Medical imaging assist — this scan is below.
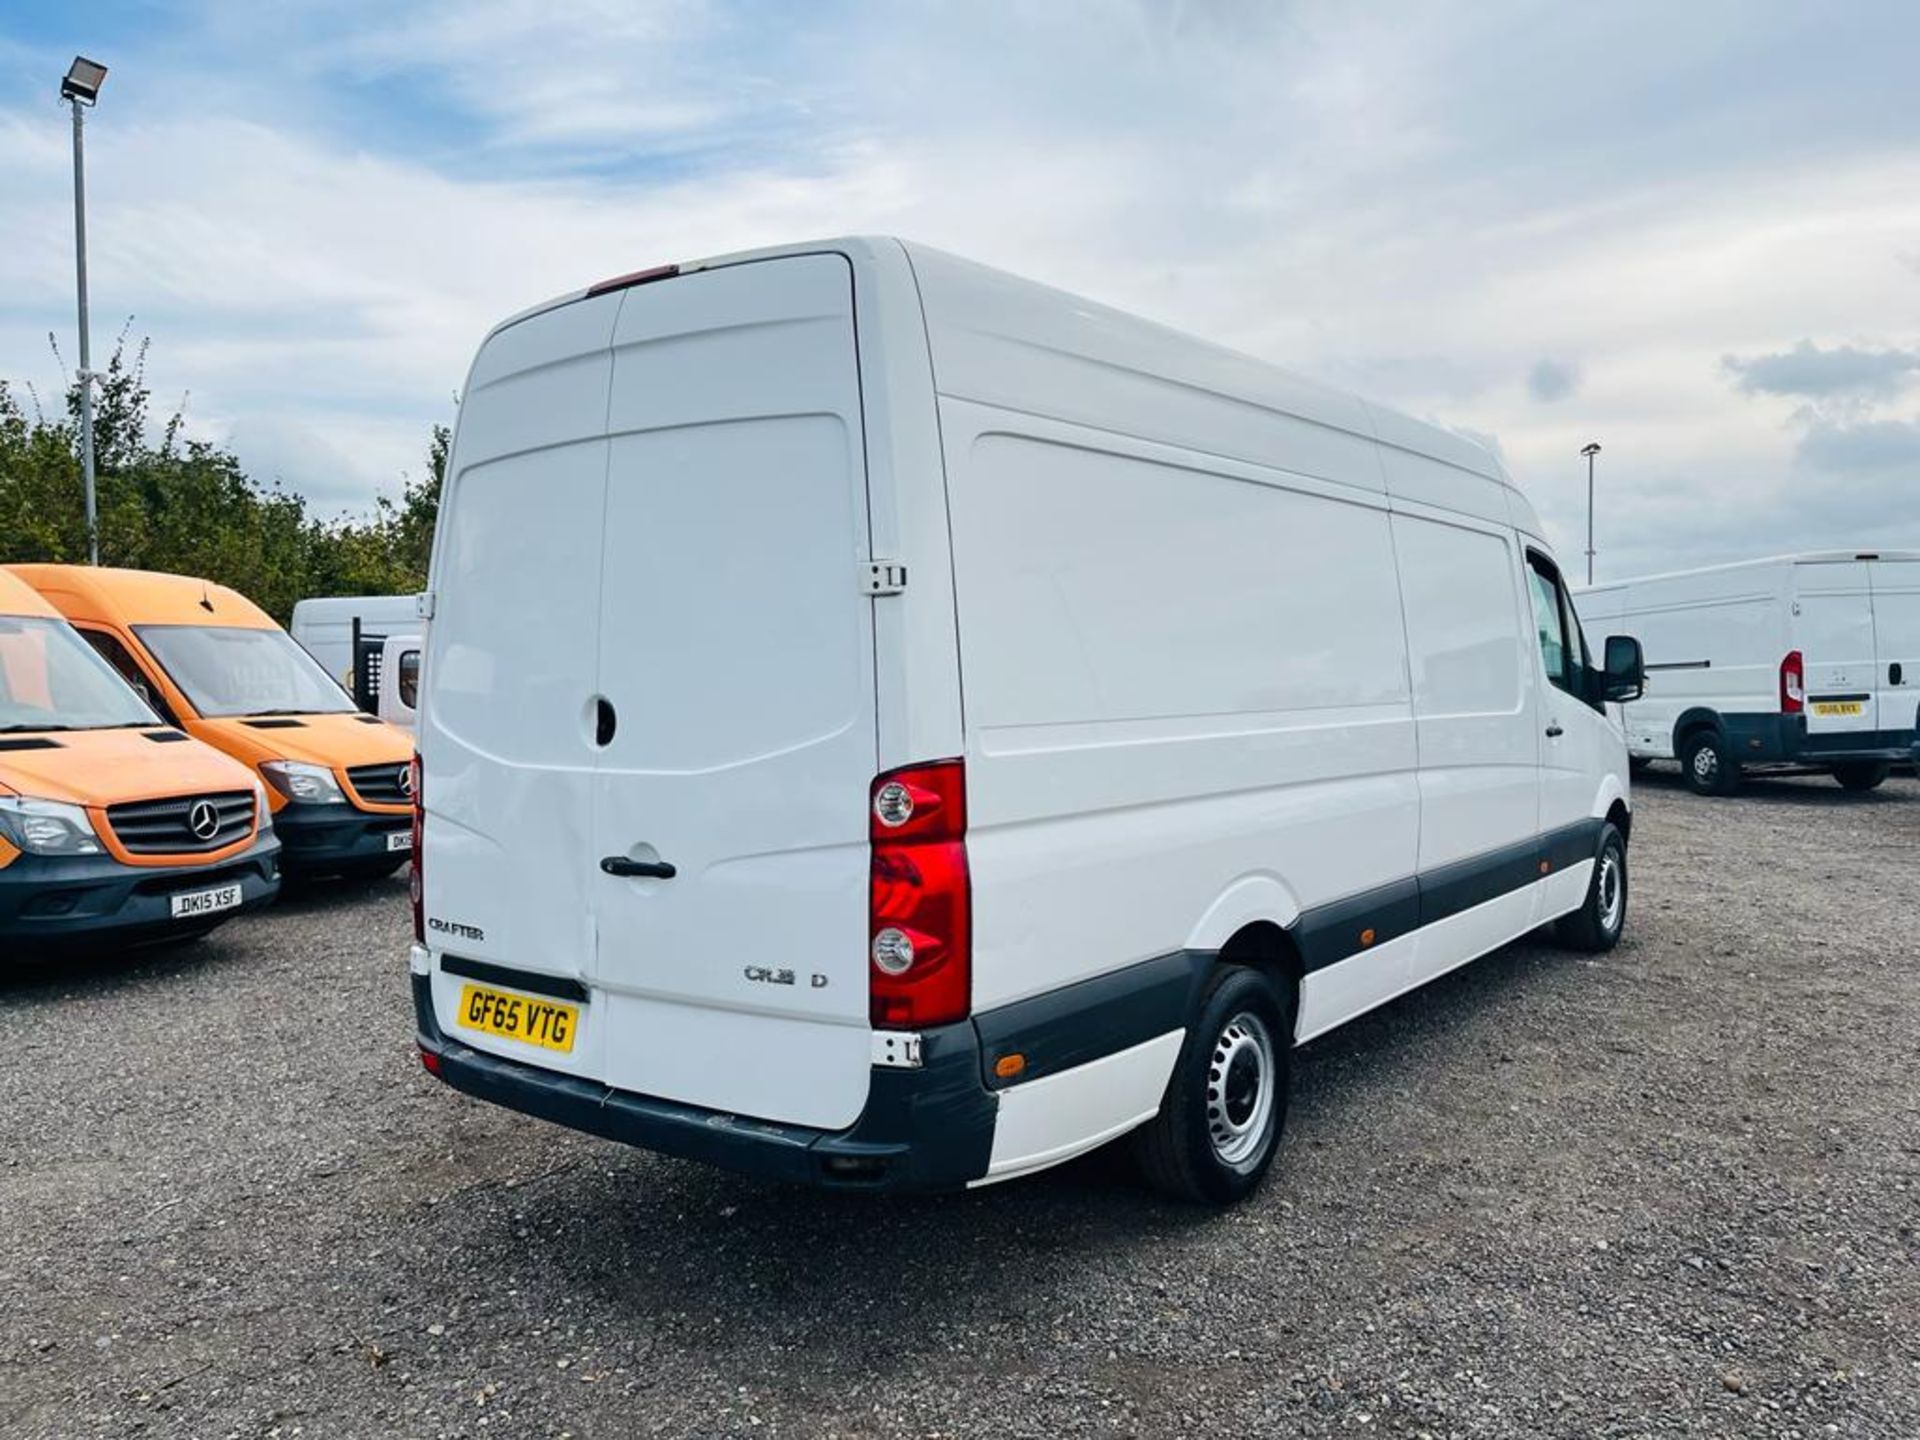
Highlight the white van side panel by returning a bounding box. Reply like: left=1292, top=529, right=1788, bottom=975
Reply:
left=1391, top=507, right=1537, bottom=871
left=981, top=1030, right=1185, bottom=1183
left=938, top=400, right=1419, bottom=1014
left=1588, top=565, right=1789, bottom=758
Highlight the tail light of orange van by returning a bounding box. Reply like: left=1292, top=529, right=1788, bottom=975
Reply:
left=868, top=759, right=970, bottom=1029
left=409, top=753, right=424, bottom=944
left=1780, top=650, right=1805, bottom=714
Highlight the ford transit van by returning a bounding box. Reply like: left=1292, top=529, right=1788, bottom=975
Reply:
left=10, top=567, right=416, bottom=880
left=1579, top=552, right=1919, bottom=793
left=0, top=569, right=279, bottom=953
left=409, top=239, right=1643, bottom=1203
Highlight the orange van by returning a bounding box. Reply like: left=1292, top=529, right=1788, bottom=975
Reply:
left=10, top=566, right=415, bottom=880
left=0, top=569, right=280, bottom=952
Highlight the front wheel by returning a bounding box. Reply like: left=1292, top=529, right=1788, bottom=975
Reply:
left=1130, top=966, right=1290, bottom=1205
left=1833, top=761, right=1889, bottom=792
left=1555, top=822, right=1627, bottom=953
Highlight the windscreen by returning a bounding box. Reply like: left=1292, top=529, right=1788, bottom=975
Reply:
left=0, top=616, right=158, bottom=731
left=135, top=624, right=356, bottom=718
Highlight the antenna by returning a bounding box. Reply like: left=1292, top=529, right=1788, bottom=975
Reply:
left=199, top=579, right=214, bottom=613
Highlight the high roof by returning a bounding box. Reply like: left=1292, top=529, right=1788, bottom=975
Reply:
left=0, top=568, right=60, bottom=619
left=487, top=235, right=1543, bottom=539
left=6, top=565, right=280, bottom=630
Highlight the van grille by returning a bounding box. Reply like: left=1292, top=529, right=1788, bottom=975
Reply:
left=347, top=762, right=411, bottom=806
left=105, top=792, right=256, bottom=855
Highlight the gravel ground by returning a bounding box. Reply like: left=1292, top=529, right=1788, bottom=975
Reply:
left=2, top=772, right=1917, bottom=1439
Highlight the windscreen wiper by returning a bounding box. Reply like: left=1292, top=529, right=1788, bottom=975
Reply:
left=0, top=724, right=77, bottom=733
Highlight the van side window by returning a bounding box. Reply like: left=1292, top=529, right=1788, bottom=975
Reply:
left=80, top=629, right=178, bottom=725
left=1525, top=552, right=1599, bottom=706
left=1526, top=561, right=1571, bottom=692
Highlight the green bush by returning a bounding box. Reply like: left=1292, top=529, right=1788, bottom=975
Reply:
left=0, top=336, right=446, bottom=622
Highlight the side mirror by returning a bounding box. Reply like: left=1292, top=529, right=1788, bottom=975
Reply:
left=1603, top=634, right=1645, bottom=703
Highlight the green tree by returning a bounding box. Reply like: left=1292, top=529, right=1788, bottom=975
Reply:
left=0, top=336, right=447, bottom=622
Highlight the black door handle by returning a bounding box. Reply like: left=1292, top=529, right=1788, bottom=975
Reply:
left=1545, top=723, right=1564, bottom=738
left=1893, top=662, right=1905, bottom=686
left=601, top=856, right=676, bottom=879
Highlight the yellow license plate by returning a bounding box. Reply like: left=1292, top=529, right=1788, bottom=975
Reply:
left=1813, top=701, right=1864, bottom=717
left=456, top=983, right=579, bottom=1053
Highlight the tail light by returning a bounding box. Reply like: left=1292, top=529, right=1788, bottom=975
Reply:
left=1780, top=650, right=1805, bottom=714
left=409, top=753, right=424, bottom=944
left=868, top=759, right=969, bottom=1029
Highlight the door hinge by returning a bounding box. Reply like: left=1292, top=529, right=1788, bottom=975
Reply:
left=416, top=589, right=436, bottom=620
left=861, top=560, right=908, bottom=596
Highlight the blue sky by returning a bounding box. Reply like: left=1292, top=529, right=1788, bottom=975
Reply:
left=2, top=0, right=1917, bottom=577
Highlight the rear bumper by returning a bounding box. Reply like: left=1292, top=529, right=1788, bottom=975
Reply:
left=1723, top=713, right=1916, bottom=767
left=273, top=803, right=411, bottom=874
left=412, top=972, right=998, bottom=1193
left=0, top=834, right=281, bottom=955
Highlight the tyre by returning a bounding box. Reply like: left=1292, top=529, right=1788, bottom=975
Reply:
left=1554, top=822, right=1627, bottom=954
left=1833, top=760, right=1889, bottom=792
left=1679, top=729, right=1738, bottom=796
left=1130, top=965, right=1290, bottom=1205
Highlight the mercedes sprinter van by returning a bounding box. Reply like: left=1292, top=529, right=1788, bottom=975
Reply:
left=10, top=566, right=416, bottom=879
left=409, top=239, right=1643, bottom=1203
left=0, top=569, right=279, bottom=953
left=1578, top=552, right=1918, bottom=793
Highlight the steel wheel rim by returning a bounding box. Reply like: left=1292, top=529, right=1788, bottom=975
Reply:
left=1206, top=1010, right=1276, bottom=1170
left=1692, top=746, right=1717, bottom=783
left=1598, top=849, right=1624, bottom=933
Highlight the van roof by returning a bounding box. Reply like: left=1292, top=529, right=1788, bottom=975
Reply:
left=484, top=236, right=1539, bottom=539
left=1576, top=549, right=1920, bottom=593
left=6, top=564, right=280, bottom=630
left=0, top=568, right=60, bottom=619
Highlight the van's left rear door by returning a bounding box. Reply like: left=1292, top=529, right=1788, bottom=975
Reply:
left=1795, top=561, right=1879, bottom=737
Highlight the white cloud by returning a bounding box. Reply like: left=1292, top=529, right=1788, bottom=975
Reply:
left=3, top=0, right=1919, bottom=583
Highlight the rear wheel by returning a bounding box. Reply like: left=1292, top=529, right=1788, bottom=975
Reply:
left=1680, top=730, right=1738, bottom=796
left=1833, top=760, right=1889, bottom=792
left=1554, top=822, right=1627, bottom=953
left=1130, top=965, right=1290, bottom=1205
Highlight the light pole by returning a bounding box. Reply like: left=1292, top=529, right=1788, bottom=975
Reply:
left=1581, top=441, right=1601, bottom=585
left=61, top=56, right=109, bottom=566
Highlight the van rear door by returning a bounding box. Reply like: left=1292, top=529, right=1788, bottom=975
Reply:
left=427, top=256, right=878, bottom=1131
left=1870, top=558, right=1920, bottom=736
left=1794, top=560, right=1878, bottom=737
left=588, top=255, right=877, bottom=1131
left=422, top=292, right=623, bottom=1007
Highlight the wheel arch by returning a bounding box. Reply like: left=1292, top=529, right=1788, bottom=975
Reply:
left=1671, top=707, right=1726, bottom=754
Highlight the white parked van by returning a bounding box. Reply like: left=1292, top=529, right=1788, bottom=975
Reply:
left=289, top=594, right=420, bottom=706
left=409, top=239, right=1643, bottom=1203
left=1578, top=553, right=1919, bottom=794
left=376, top=633, right=421, bottom=733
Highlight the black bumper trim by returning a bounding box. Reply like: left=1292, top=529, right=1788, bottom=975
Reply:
left=272, top=804, right=411, bottom=873
left=414, top=973, right=997, bottom=1193
left=0, top=835, right=281, bottom=954
left=440, top=953, right=588, bottom=1003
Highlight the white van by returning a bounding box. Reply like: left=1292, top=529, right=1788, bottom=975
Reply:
left=409, top=239, right=1643, bottom=1203
left=289, top=594, right=421, bottom=704
left=376, top=633, right=421, bottom=733
left=1578, top=553, right=1919, bottom=794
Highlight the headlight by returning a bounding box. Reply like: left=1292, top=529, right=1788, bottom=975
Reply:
left=0, top=796, right=104, bottom=856
left=260, top=760, right=346, bottom=805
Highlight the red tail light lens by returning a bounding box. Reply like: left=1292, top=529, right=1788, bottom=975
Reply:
left=869, top=759, right=969, bottom=1029
left=409, top=753, right=424, bottom=944
left=1780, top=650, right=1805, bottom=714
